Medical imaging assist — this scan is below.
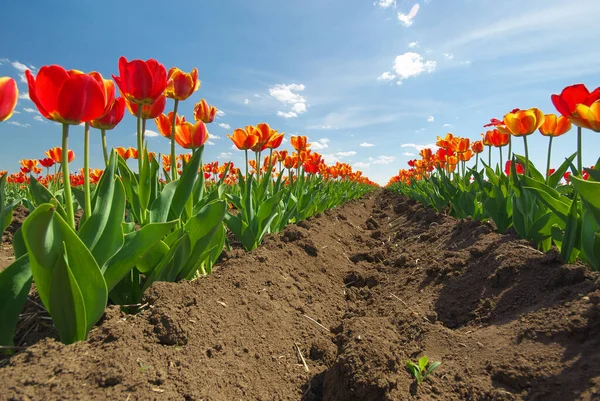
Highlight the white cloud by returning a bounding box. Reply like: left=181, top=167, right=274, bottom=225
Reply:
left=277, top=111, right=298, bottom=118
left=375, top=0, right=395, bottom=7
left=33, top=115, right=46, bottom=123
left=377, top=71, right=396, bottom=81
left=360, top=142, right=375, bottom=147
left=370, top=155, right=396, bottom=164
left=23, top=107, right=37, bottom=113
left=253, top=93, right=262, bottom=98
left=218, top=123, right=230, bottom=129
left=397, top=4, right=420, bottom=27
left=443, top=123, right=453, bottom=127
left=443, top=53, right=454, bottom=60
left=354, top=161, right=371, bottom=168
left=216, top=110, right=225, bottom=117
left=391, top=52, right=436, bottom=82
left=403, top=152, right=416, bottom=156
left=401, top=143, right=438, bottom=151
left=144, top=130, right=160, bottom=137
left=12, top=110, right=20, bottom=114
left=208, top=133, right=221, bottom=140
left=8, top=121, right=30, bottom=128
left=18, top=92, right=31, bottom=101
left=306, top=124, right=338, bottom=130
left=11, top=61, right=30, bottom=83
left=270, top=83, right=308, bottom=118
left=206, top=141, right=216, bottom=146
left=217, top=152, right=232, bottom=159
left=336, top=151, right=357, bottom=157
left=427, top=115, right=434, bottom=122
left=310, top=138, right=330, bottom=150
left=244, top=98, right=249, bottom=105
left=408, top=41, right=419, bottom=48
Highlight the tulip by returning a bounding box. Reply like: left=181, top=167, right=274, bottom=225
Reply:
left=155, top=112, right=185, bottom=139
left=175, top=120, right=209, bottom=150
left=471, top=141, right=484, bottom=154
left=46, top=147, right=75, bottom=164
left=228, top=127, right=260, bottom=179
left=505, top=160, right=524, bottom=176
left=126, top=95, right=166, bottom=120
left=193, top=99, right=217, bottom=123
left=90, top=97, right=126, bottom=165
left=419, top=148, right=433, bottom=160
left=452, top=137, right=470, bottom=153
left=166, top=67, right=200, bottom=101
left=39, top=158, right=55, bottom=168
left=115, top=146, right=130, bottom=160
left=503, top=107, right=545, bottom=174
left=574, top=101, right=600, bottom=132
left=436, top=133, right=454, bottom=149
left=0, top=77, right=18, bottom=122
left=113, top=57, right=167, bottom=105
left=291, top=135, right=310, bottom=152
left=552, top=84, right=600, bottom=175
left=538, top=114, right=572, bottom=182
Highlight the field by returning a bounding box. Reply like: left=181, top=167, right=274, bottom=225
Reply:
left=1, top=190, right=599, bottom=400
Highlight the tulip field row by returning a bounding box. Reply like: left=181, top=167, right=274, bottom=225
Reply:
left=0, top=57, right=377, bottom=348
left=386, top=84, right=600, bottom=272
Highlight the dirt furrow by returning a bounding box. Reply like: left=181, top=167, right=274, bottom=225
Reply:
left=1, top=190, right=599, bottom=401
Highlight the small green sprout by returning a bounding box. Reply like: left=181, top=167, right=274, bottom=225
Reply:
left=405, top=356, right=441, bottom=384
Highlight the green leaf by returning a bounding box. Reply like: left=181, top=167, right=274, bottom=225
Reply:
left=28, top=175, right=67, bottom=221
left=425, top=361, right=442, bottom=377
left=137, top=240, right=170, bottom=274
left=581, top=209, right=600, bottom=271
left=149, top=180, right=178, bottom=223
left=514, top=154, right=545, bottom=182
left=22, top=204, right=107, bottom=342
left=570, top=176, right=600, bottom=227
left=103, top=221, right=177, bottom=291
left=0, top=255, right=32, bottom=347
left=549, top=153, right=577, bottom=188
left=170, top=148, right=203, bottom=220
left=418, top=356, right=429, bottom=372
left=561, top=195, right=580, bottom=264
left=12, top=227, right=27, bottom=259
left=78, top=154, right=126, bottom=268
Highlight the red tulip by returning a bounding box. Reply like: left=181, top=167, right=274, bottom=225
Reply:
left=45, top=147, right=75, bottom=164
left=125, top=95, right=166, bottom=119
left=505, top=160, right=524, bottom=176
left=193, top=99, right=217, bottom=123
left=112, top=56, right=167, bottom=105
left=25, top=66, right=106, bottom=125
left=90, top=97, right=126, bottom=130
left=175, top=121, right=209, bottom=149
left=551, top=84, right=600, bottom=128
left=39, top=158, right=56, bottom=168
left=0, top=77, right=18, bottom=122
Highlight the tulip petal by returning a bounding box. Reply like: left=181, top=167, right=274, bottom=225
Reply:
left=30, top=66, right=70, bottom=120
left=0, top=77, right=18, bottom=122
left=57, top=74, right=106, bottom=124
left=123, top=59, right=153, bottom=102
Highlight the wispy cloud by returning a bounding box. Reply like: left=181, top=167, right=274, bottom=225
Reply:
left=33, top=115, right=46, bottom=123
left=408, top=41, right=419, bottom=48
left=403, top=152, right=415, bottom=156
left=370, top=155, right=396, bottom=164
left=243, top=98, right=249, bottom=105
left=360, top=142, right=375, bottom=147
left=397, top=4, right=420, bottom=27
left=145, top=130, right=160, bottom=137
left=8, top=121, right=30, bottom=128
left=218, top=123, right=230, bottom=129
left=375, top=0, right=396, bottom=8
left=270, top=83, right=307, bottom=118
left=336, top=151, right=357, bottom=157
left=216, top=110, right=225, bottom=117
left=310, top=138, right=330, bottom=150
left=218, top=152, right=233, bottom=159
left=427, top=115, right=434, bottom=122
left=401, top=143, right=438, bottom=151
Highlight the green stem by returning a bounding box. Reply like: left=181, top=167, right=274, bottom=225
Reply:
left=62, top=124, right=75, bottom=230
left=507, top=135, right=512, bottom=162
left=83, top=122, right=92, bottom=220
left=244, top=149, right=249, bottom=180
left=546, top=136, right=553, bottom=184
left=475, top=153, right=479, bottom=173
left=488, top=146, right=491, bottom=167
left=142, top=118, right=146, bottom=145
left=256, top=151, right=261, bottom=183
left=136, top=106, right=143, bottom=178
left=577, top=125, right=582, bottom=176
left=523, top=135, right=529, bottom=175
left=101, top=128, right=109, bottom=167
left=170, top=99, right=179, bottom=181
left=499, top=147, right=503, bottom=174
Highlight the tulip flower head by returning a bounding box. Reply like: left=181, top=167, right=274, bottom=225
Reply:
left=45, top=147, right=75, bottom=164
left=112, top=57, right=167, bottom=105
left=0, top=77, right=18, bottom=122
left=90, top=97, right=126, bottom=130
left=126, top=95, right=166, bottom=119
left=193, top=99, right=217, bottom=123
left=539, top=114, right=572, bottom=137
left=574, top=101, right=600, bottom=132
left=175, top=121, right=209, bottom=149
left=291, top=135, right=310, bottom=152
left=166, top=67, right=200, bottom=101
left=155, top=112, right=185, bottom=139
left=471, top=140, right=484, bottom=154
left=228, top=127, right=259, bottom=150
left=551, top=84, right=600, bottom=128
left=503, top=108, right=545, bottom=136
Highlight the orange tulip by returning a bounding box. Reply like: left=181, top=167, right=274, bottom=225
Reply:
left=279, top=150, right=289, bottom=161
left=126, top=95, right=166, bottom=119
left=228, top=128, right=259, bottom=150
left=166, top=67, right=200, bottom=101
left=251, top=123, right=276, bottom=152
left=266, top=132, right=284, bottom=150
left=538, top=114, right=571, bottom=137
left=126, top=147, right=138, bottom=159
left=471, top=140, right=484, bottom=154
left=452, top=137, right=470, bottom=153
left=175, top=121, right=209, bottom=149
left=436, top=133, right=454, bottom=149
left=574, top=101, right=600, bottom=132
left=155, top=112, right=185, bottom=139
left=19, top=159, right=38, bottom=173
left=551, top=84, right=600, bottom=128
left=486, top=129, right=510, bottom=148
left=458, top=149, right=474, bottom=162
left=283, top=155, right=297, bottom=169
left=112, top=57, right=167, bottom=105
left=419, top=148, right=432, bottom=159
left=503, top=108, right=545, bottom=136
left=193, top=99, right=217, bottom=123
left=0, top=77, right=18, bottom=122
left=115, top=147, right=130, bottom=160
left=45, top=147, right=75, bottom=163
left=26, top=66, right=107, bottom=125
left=90, top=97, right=126, bottom=130
left=290, top=135, right=310, bottom=152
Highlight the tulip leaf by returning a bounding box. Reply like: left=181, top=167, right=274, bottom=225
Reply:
left=514, top=154, right=545, bottom=183
left=78, top=152, right=126, bottom=268
left=584, top=167, right=600, bottom=182
left=581, top=209, right=600, bottom=271
left=102, top=220, right=177, bottom=291
left=522, top=185, right=570, bottom=223
left=137, top=240, right=170, bottom=274
left=12, top=227, right=27, bottom=259
left=142, top=234, right=188, bottom=293
left=549, top=152, right=577, bottom=188
left=28, top=175, right=68, bottom=221
left=569, top=176, right=600, bottom=227
left=117, top=156, right=141, bottom=224
left=149, top=180, right=178, bottom=223
left=170, top=148, right=203, bottom=220
left=561, top=195, right=580, bottom=264
left=22, top=204, right=107, bottom=342
left=0, top=255, right=32, bottom=347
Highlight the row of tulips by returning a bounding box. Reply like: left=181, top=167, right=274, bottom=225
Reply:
left=387, top=83, right=600, bottom=271
left=0, top=57, right=377, bottom=349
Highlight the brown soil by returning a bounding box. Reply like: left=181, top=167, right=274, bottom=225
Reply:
left=1, top=190, right=599, bottom=400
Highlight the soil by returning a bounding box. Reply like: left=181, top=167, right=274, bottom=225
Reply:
left=1, top=190, right=599, bottom=400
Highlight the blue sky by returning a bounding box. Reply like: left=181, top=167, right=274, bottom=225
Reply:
left=1, top=0, right=599, bottom=184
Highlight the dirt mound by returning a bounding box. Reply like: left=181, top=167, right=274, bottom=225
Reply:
left=1, top=190, right=599, bottom=400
